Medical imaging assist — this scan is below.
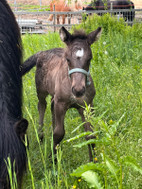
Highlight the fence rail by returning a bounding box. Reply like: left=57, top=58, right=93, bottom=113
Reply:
left=14, top=9, right=142, bottom=34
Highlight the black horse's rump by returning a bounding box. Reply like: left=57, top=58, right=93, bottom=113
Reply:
left=0, top=0, right=28, bottom=188
left=84, top=0, right=135, bottom=22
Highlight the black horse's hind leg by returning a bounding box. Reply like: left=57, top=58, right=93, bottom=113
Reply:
left=37, top=92, right=47, bottom=140
left=128, top=11, right=135, bottom=26
left=78, top=106, right=96, bottom=162
left=123, top=12, right=128, bottom=22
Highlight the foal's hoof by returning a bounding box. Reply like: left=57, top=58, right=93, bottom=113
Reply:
left=49, top=153, right=57, bottom=164
left=39, top=133, right=44, bottom=142
left=38, top=128, right=44, bottom=142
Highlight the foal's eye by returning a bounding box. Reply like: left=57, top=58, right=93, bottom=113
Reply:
left=88, top=58, right=92, bottom=63
left=85, top=59, right=91, bottom=67
left=66, top=58, right=71, bottom=65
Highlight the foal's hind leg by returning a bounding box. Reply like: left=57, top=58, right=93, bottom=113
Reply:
left=37, top=92, right=47, bottom=140
left=51, top=97, right=55, bottom=129
left=78, top=106, right=96, bottom=162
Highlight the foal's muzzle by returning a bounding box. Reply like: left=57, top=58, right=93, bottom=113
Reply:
left=72, top=86, right=85, bottom=98
left=68, top=68, right=91, bottom=97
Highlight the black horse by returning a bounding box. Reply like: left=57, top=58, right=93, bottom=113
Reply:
left=83, top=0, right=135, bottom=22
left=0, top=0, right=28, bottom=188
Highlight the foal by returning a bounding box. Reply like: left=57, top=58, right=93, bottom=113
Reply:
left=22, top=27, right=101, bottom=161
left=0, top=0, right=28, bottom=188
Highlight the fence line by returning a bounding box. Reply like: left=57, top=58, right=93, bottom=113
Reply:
left=14, top=9, right=142, bottom=34
left=15, top=9, right=142, bottom=16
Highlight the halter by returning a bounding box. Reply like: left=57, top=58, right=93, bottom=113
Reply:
left=68, top=68, right=91, bottom=86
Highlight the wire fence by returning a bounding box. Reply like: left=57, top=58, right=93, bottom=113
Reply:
left=14, top=8, right=142, bottom=34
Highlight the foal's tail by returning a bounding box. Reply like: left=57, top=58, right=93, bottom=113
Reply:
left=21, top=54, right=38, bottom=76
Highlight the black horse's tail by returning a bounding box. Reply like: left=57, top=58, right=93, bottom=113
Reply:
left=131, top=1, right=135, bottom=9
left=21, top=54, right=38, bottom=76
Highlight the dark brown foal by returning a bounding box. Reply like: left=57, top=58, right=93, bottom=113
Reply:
left=22, top=26, right=102, bottom=161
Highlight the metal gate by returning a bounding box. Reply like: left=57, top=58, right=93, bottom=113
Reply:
left=15, top=8, right=142, bottom=34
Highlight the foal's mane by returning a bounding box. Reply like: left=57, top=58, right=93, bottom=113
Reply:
left=71, top=29, right=88, bottom=40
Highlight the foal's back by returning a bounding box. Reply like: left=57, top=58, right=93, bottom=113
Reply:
left=35, top=48, right=68, bottom=96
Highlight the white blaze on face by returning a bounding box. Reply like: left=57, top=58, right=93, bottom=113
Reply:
left=76, top=48, right=84, bottom=58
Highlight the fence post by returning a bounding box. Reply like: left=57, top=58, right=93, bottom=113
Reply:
left=39, top=0, right=42, bottom=8
left=53, top=5, right=56, bottom=32
left=67, top=13, right=71, bottom=28
left=14, top=0, right=17, bottom=11
left=110, top=2, right=113, bottom=16
left=117, top=12, right=120, bottom=21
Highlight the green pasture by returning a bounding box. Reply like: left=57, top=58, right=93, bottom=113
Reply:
left=21, top=14, right=142, bottom=189
left=9, top=3, right=50, bottom=11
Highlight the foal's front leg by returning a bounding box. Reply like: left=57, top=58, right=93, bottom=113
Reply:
left=78, top=106, right=96, bottom=162
left=53, top=101, right=66, bottom=154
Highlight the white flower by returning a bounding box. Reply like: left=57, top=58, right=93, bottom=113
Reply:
left=104, top=50, right=108, bottom=55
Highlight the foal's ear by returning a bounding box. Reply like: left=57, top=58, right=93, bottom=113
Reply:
left=87, top=27, right=102, bottom=45
left=15, top=118, right=28, bottom=137
left=59, top=27, right=72, bottom=44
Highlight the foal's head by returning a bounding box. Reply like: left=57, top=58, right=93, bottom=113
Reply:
left=59, top=27, right=101, bottom=98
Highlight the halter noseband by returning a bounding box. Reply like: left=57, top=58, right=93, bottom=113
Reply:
left=68, top=68, right=91, bottom=86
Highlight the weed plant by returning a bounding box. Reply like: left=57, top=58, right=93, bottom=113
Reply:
left=21, top=14, right=142, bottom=188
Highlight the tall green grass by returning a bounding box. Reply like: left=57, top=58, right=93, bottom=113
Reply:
left=21, top=14, right=142, bottom=188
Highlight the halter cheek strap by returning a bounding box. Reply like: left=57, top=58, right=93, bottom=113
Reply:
left=68, top=68, right=91, bottom=86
